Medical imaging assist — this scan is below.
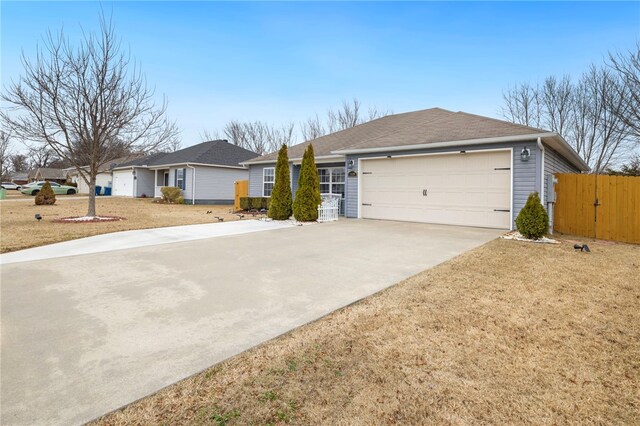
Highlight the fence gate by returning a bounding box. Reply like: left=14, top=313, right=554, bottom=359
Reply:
left=553, top=173, right=640, bottom=244
left=234, top=180, right=248, bottom=212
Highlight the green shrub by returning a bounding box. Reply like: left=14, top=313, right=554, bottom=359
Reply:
left=293, top=144, right=321, bottom=221
left=240, top=197, right=250, bottom=211
left=160, top=186, right=184, bottom=204
left=251, top=197, right=269, bottom=210
left=35, top=182, right=56, bottom=205
left=268, top=145, right=292, bottom=220
left=239, top=197, right=269, bottom=211
left=515, top=192, right=549, bottom=239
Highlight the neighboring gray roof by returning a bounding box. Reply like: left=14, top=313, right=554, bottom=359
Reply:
left=114, top=140, right=258, bottom=169
left=31, top=168, right=67, bottom=179
left=11, top=171, right=28, bottom=181
left=245, top=108, right=549, bottom=163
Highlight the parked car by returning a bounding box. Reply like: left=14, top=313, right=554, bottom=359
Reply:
left=1, top=182, right=21, bottom=190
left=21, top=181, right=77, bottom=196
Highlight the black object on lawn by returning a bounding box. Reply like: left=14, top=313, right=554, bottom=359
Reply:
left=35, top=213, right=42, bottom=222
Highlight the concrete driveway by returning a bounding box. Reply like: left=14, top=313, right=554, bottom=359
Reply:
left=1, top=219, right=502, bottom=425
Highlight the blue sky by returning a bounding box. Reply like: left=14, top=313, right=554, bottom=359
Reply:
left=2, top=1, right=639, bottom=147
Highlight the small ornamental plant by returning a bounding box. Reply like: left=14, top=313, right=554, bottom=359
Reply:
left=160, top=186, right=185, bottom=204
left=293, top=144, right=321, bottom=221
left=268, top=144, right=292, bottom=220
left=515, top=192, right=549, bottom=240
left=35, top=182, right=56, bottom=205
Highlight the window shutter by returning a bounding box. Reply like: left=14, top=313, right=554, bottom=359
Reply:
left=183, top=168, right=187, bottom=190
left=174, top=170, right=177, bottom=187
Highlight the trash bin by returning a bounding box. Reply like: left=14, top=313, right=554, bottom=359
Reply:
left=0, top=188, right=6, bottom=200
left=95, top=186, right=102, bottom=196
left=103, top=187, right=112, bottom=196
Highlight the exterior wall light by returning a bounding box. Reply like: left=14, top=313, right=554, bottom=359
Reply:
left=520, top=147, right=531, bottom=162
left=347, top=159, right=355, bottom=170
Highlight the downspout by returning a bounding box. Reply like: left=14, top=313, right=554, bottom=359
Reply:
left=537, top=137, right=552, bottom=234
left=187, top=163, right=196, bottom=205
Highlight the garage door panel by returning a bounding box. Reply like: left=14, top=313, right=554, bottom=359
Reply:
left=361, top=151, right=511, bottom=229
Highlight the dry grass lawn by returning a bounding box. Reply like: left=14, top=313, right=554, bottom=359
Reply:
left=0, top=197, right=244, bottom=253
left=94, top=237, right=640, bottom=425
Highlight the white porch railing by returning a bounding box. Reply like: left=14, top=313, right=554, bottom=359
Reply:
left=154, top=186, right=164, bottom=198
left=318, top=194, right=340, bottom=222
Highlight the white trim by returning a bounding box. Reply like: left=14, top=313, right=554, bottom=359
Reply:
left=187, top=163, right=196, bottom=205
left=147, top=162, right=247, bottom=170
left=357, top=147, right=514, bottom=229
left=357, top=158, right=362, bottom=219
left=317, top=167, right=346, bottom=198
left=509, top=147, right=514, bottom=230
left=332, top=132, right=589, bottom=172
left=357, top=147, right=513, bottom=162
left=262, top=167, right=275, bottom=197
left=113, top=162, right=247, bottom=171
left=537, top=137, right=545, bottom=206
left=335, top=133, right=554, bottom=155
left=243, top=154, right=343, bottom=166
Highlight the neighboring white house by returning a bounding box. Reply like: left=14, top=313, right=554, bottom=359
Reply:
left=65, top=156, right=142, bottom=194
left=111, top=140, right=258, bottom=204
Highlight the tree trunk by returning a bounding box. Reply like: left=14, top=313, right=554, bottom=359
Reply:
left=87, top=173, right=97, bottom=217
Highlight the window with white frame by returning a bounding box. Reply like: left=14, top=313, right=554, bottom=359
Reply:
left=263, top=167, right=275, bottom=196
left=176, top=169, right=184, bottom=190
left=318, top=167, right=345, bottom=198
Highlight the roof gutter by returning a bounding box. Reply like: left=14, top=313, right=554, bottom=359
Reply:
left=186, top=163, right=196, bottom=205
left=241, top=154, right=344, bottom=166
left=331, top=132, right=589, bottom=172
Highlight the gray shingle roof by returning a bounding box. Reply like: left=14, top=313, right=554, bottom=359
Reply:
left=245, top=108, right=548, bottom=163
left=114, top=140, right=258, bottom=169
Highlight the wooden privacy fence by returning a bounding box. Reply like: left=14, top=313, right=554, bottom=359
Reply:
left=554, top=173, right=640, bottom=244
left=234, top=180, right=248, bottom=212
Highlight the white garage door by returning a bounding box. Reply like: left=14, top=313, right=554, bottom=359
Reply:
left=112, top=170, right=133, bottom=196
left=360, top=150, right=511, bottom=229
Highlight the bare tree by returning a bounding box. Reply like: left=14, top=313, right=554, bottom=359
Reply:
left=9, top=153, right=29, bottom=173
left=24, top=144, right=57, bottom=168
left=607, top=43, right=640, bottom=140
left=501, top=83, right=542, bottom=128
left=200, top=128, right=221, bottom=142
left=1, top=13, right=179, bottom=216
left=300, top=99, right=392, bottom=142
left=300, top=114, right=326, bottom=141
left=502, top=65, right=633, bottom=172
left=541, top=75, right=573, bottom=136
left=0, top=130, right=12, bottom=180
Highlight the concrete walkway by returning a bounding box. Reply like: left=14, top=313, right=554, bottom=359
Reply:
left=1, top=219, right=502, bottom=425
left=0, top=220, right=293, bottom=265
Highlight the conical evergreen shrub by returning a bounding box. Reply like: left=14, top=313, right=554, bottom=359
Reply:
left=268, top=144, right=292, bottom=220
left=293, top=144, right=321, bottom=221
left=515, top=192, right=549, bottom=239
left=35, top=181, right=56, bottom=205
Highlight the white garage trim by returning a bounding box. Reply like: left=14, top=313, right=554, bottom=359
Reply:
left=357, top=148, right=513, bottom=229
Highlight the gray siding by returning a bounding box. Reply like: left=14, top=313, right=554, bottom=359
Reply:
left=249, top=164, right=272, bottom=197
left=543, top=144, right=580, bottom=204
left=346, top=141, right=541, bottom=227
left=543, top=143, right=581, bottom=230
left=188, top=166, right=248, bottom=203
left=248, top=163, right=295, bottom=197
left=135, top=168, right=155, bottom=197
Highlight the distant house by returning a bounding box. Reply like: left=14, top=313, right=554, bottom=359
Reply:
left=65, top=155, right=143, bottom=194
left=111, top=140, right=258, bottom=204
left=28, top=168, right=67, bottom=184
left=11, top=172, right=29, bottom=185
